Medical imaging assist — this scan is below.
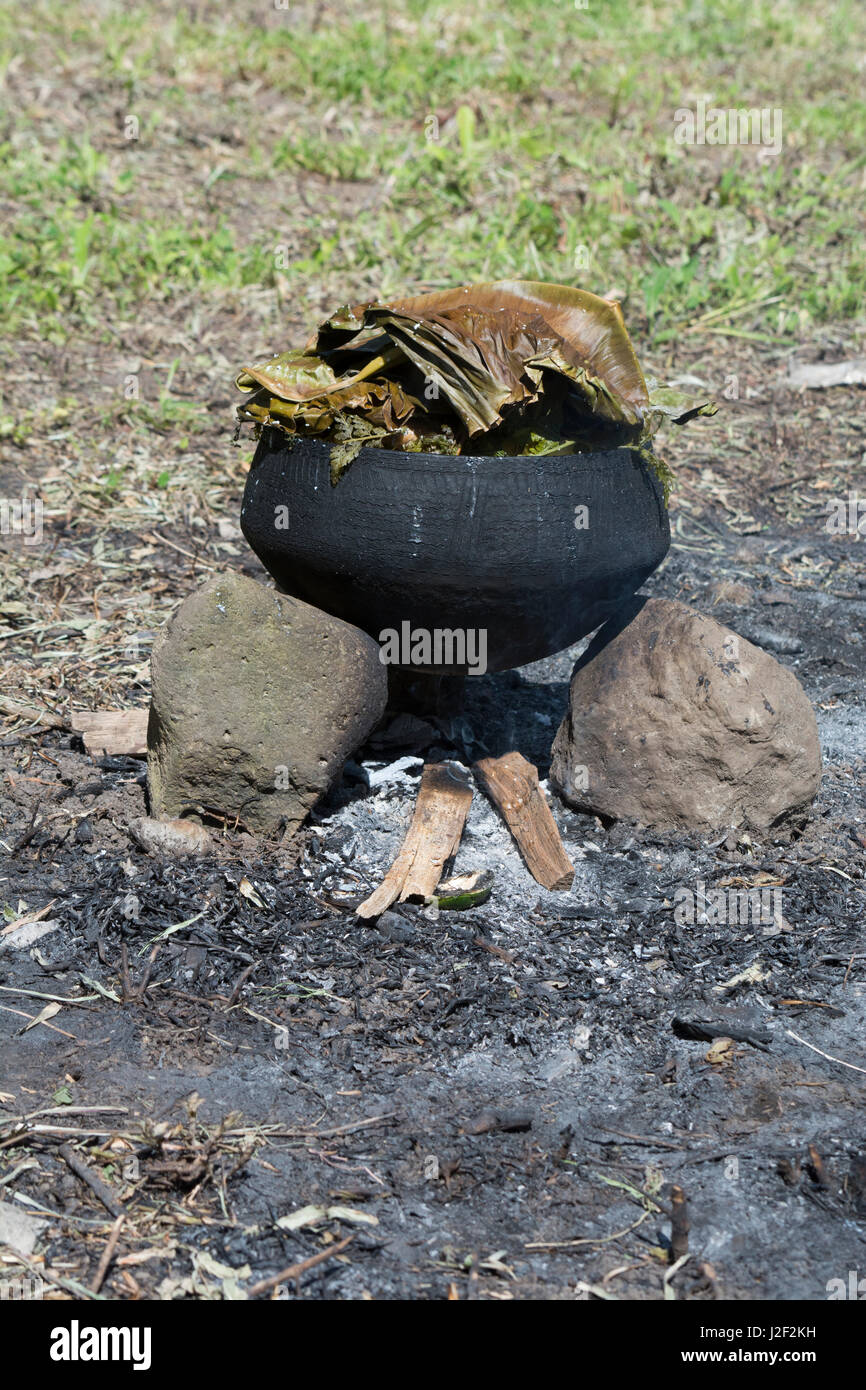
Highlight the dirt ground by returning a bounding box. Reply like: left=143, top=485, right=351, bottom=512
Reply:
left=1, top=338, right=864, bottom=1301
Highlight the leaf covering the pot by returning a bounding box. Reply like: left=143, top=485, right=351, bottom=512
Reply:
left=235, top=281, right=716, bottom=486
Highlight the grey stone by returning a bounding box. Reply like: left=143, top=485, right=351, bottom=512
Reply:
left=147, top=573, right=387, bottom=835
left=550, top=597, right=822, bottom=832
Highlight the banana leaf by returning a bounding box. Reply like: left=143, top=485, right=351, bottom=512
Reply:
left=235, top=281, right=716, bottom=484
left=384, top=281, right=649, bottom=406
left=236, top=350, right=338, bottom=397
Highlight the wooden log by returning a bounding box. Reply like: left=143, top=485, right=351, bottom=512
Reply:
left=473, top=751, right=574, bottom=891
left=70, top=708, right=149, bottom=758
left=356, top=761, right=473, bottom=919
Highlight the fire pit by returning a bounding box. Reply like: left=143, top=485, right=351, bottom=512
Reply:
left=240, top=428, right=670, bottom=674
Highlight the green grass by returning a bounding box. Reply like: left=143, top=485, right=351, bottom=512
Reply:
left=0, top=0, right=864, bottom=348
left=0, top=138, right=273, bottom=338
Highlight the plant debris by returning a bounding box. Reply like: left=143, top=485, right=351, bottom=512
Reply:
left=430, top=869, right=494, bottom=911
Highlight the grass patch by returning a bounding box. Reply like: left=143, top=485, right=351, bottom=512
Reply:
left=0, top=0, right=864, bottom=348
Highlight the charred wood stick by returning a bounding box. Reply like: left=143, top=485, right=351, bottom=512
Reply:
left=473, top=752, right=574, bottom=891
left=295, top=1113, right=398, bottom=1140
left=10, top=801, right=42, bottom=857
left=135, top=961, right=153, bottom=1001
left=670, top=1184, right=690, bottom=1261
left=246, top=1233, right=354, bottom=1298
left=673, top=1014, right=772, bottom=1050
left=90, top=1213, right=126, bottom=1294
left=119, top=944, right=134, bottom=1002
left=120, top=944, right=152, bottom=1003
left=463, top=1110, right=533, bottom=1135
left=473, top=936, right=515, bottom=963
left=228, top=962, right=257, bottom=1006
left=357, top=762, right=473, bottom=919
left=59, top=1142, right=125, bottom=1219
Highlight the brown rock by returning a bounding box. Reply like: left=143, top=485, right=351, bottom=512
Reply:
left=147, top=573, right=387, bottom=835
left=550, top=597, right=821, bottom=832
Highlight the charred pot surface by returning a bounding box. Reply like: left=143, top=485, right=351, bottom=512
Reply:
left=240, top=430, right=670, bottom=674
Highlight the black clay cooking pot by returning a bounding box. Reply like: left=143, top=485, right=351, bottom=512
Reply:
left=240, top=428, right=670, bottom=674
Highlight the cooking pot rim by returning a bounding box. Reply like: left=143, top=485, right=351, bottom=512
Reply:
left=253, top=426, right=662, bottom=482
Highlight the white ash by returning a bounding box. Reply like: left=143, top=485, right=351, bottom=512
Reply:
left=308, top=755, right=605, bottom=929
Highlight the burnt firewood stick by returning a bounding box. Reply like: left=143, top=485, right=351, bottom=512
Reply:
left=90, top=1213, right=126, bottom=1295
left=59, top=1142, right=125, bottom=1220
left=246, top=1233, right=355, bottom=1298
left=357, top=762, right=473, bottom=919
left=473, top=752, right=574, bottom=891
left=670, top=1184, right=690, bottom=1262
